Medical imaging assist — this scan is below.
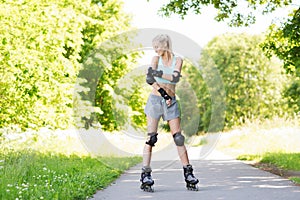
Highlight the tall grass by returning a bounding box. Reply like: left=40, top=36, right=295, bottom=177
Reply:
left=215, top=116, right=300, bottom=184
left=216, top=116, right=300, bottom=157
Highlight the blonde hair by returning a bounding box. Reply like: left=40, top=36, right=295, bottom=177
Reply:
left=152, top=34, right=173, bottom=53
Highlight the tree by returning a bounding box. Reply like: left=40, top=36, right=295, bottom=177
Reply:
left=0, top=0, right=84, bottom=130
left=262, top=8, right=300, bottom=75
left=185, top=33, right=288, bottom=131
left=262, top=8, right=300, bottom=112
left=150, top=0, right=294, bottom=26
left=0, top=0, right=139, bottom=131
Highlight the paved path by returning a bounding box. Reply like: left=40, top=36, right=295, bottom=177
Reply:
left=91, top=149, right=300, bottom=200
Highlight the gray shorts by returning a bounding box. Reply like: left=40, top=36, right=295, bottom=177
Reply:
left=144, top=94, right=180, bottom=121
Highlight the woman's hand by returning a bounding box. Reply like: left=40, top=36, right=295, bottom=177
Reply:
left=166, top=98, right=172, bottom=106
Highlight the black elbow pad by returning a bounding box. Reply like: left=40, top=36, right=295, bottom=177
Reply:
left=146, top=67, right=156, bottom=85
left=171, top=71, right=181, bottom=83
left=146, top=75, right=156, bottom=85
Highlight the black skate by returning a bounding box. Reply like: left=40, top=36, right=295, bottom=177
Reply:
left=183, top=165, right=199, bottom=191
left=140, top=167, right=154, bottom=192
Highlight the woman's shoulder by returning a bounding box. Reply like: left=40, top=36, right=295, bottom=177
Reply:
left=152, top=55, right=160, bottom=61
left=151, top=55, right=160, bottom=64
left=174, top=56, right=183, bottom=66
left=151, top=56, right=160, bottom=69
left=175, top=55, right=183, bottom=62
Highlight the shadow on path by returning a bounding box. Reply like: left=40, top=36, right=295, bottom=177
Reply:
left=91, top=156, right=300, bottom=200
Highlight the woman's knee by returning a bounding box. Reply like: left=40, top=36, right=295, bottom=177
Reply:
left=145, top=132, right=158, bottom=147
left=173, top=132, right=185, bottom=146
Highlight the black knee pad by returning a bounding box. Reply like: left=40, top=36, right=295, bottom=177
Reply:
left=173, top=132, right=185, bottom=146
left=146, top=133, right=158, bottom=147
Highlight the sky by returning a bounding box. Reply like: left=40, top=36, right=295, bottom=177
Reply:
left=122, top=0, right=297, bottom=47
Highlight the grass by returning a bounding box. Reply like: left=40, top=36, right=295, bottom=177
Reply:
left=259, top=153, right=300, bottom=171
left=238, top=152, right=300, bottom=185
left=217, top=117, right=300, bottom=156
left=238, top=152, right=300, bottom=171
left=0, top=129, right=142, bottom=200
left=291, top=177, right=300, bottom=185
left=215, top=116, right=300, bottom=184
left=0, top=151, right=141, bottom=200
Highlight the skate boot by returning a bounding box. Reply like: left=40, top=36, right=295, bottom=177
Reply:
left=183, top=164, right=199, bottom=191
left=140, top=167, right=154, bottom=192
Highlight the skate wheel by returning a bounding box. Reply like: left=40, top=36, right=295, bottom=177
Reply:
left=141, top=184, right=154, bottom=192
left=186, top=184, right=199, bottom=191
left=145, top=187, right=154, bottom=192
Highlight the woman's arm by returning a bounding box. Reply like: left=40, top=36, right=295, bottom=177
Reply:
left=146, top=56, right=163, bottom=89
left=151, top=56, right=159, bottom=70
left=146, top=56, right=172, bottom=105
left=148, top=56, right=161, bottom=89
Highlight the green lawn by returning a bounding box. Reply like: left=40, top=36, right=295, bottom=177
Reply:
left=238, top=152, right=300, bottom=171
left=0, top=129, right=142, bottom=200
left=238, top=152, right=300, bottom=184
left=0, top=150, right=141, bottom=200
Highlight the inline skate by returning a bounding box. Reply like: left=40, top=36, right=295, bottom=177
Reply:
left=140, top=167, right=154, bottom=192
left=183, top=164, right=199, bottom=191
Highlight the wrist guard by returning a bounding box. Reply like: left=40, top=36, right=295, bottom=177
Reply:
left=146, top=67, right=156, bottom=85
left=158, top=88, right=171, bottom=100
left=152, top=69, right=163, bottom=77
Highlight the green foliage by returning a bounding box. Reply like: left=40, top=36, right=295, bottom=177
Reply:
left=151, top=0, right=293, bottom=26
left=0, top=0, right=83, bottom=130
left=0, top=0, right=142, bottom=131
left=283, top=79, right=300, bottom=112
left=186, top=33, right=288, bottom=131
left=77, top=34, right=143, bottom=131
left=127, top=78, right=148, bottom=129
left=183, top=57, right=226, bottom=133
left=94, top=53, right=140, bottom=131
left=262, top=8, right=300, bottom=76
left=176, top=77, right=202, bottom=135
left=182, top=64, right=212, bottom=133
left=0, top=150, right=141, bottom=200
left=115, top=67, right=150, bottom=131
left=262, top=8, right=300, bottom=113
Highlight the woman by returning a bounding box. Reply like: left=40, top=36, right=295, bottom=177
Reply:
left=140, top=34, right=199, bottom=192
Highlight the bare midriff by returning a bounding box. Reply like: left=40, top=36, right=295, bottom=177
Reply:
left=152, top=83, right=176, bottom=97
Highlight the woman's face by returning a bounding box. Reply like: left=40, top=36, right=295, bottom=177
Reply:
left=153, top=44, right=166, bottom=56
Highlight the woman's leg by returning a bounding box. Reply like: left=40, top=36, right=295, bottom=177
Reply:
left=168, top=118, right=190, bottom=166
left=169, top=117, right=199, bottom=190
left=143, top=116, right=159, bottom=167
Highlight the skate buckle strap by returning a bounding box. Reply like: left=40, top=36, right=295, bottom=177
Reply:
left=142, top=166, right=152, bottom=173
